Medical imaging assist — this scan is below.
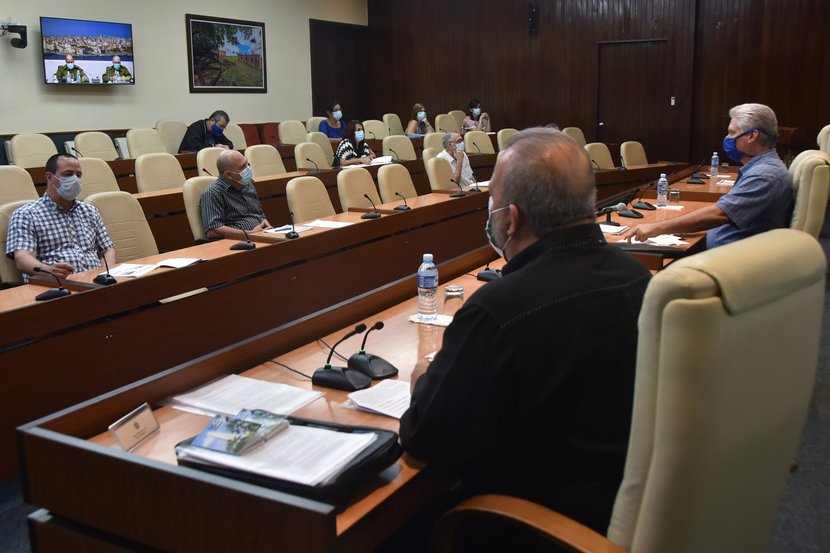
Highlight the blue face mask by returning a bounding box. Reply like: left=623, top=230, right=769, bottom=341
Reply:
left=66, top=63, right=75, bottom=70
left=722, top=128, right=756, bottom=163
left=485, top=196, right=512, bottom=260
left=473, top=108, right=481, bottom=117
left=355, top=130, right=365, bottom=142
left=211, top=123, right=224, bottom=138
left=333, top=110, right=342, bottom=121
left=417, top=111, right=427, bottom=121
left=113, top=63, right=121, bottom=70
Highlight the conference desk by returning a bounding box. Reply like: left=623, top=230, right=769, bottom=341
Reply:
left=641, top=166, right=740, bottom=203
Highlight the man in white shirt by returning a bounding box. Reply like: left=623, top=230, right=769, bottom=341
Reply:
left=437, top=133, right=475, bottom=187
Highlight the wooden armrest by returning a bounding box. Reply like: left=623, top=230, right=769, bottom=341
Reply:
left=430, top=494, right=627, bottom=553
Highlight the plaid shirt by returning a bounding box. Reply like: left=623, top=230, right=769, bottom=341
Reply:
left=5, top=194, right=114, bottom=272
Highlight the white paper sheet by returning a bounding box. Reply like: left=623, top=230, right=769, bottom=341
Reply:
left=600, top=224, right=629, bottom=234
left=347, top=380, right=411, bottom=419
left=306, top=219, right=354, bottom=229
left=407, top=314, right=453, bottom=327
left=265, top=225, right=312, bottom=235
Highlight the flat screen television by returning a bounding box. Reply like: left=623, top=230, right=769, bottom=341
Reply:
left=40, top=16, right=135, bottom=85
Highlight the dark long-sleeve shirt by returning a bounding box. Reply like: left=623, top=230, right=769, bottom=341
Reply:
left=179, top=120, right=233, bottom=153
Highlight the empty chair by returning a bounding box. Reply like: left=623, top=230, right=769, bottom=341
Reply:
left=258, top=122, right=279, bottom=145
left=196, top=147, right=225, bottom=178
left=377, top=163, right=417, bottom=204
left=0, top=200, right=33, bottom=285
left=237, top=123, right=261, bottom=147
left=435, top=114, right=460, bottom=134
left=9, top=133, right=58, bottom=168
left=73, top=132, right=119, bottom=161
left=63, top=141, right=77, bottom=156
left=223, top=123, right=247, bottom=150
left=114, top=137, right=130, bottom=159
left=497, top=128, right=518, bottom=151
left=585, top=142, right=615, bottom=170
left=279, top=120, right=308, bottom=145
left=817, top=124, right=830, bottom=154
left=155, top=120, right=188, bottom=154
left=126, top=128, right=167, bottom=158
left=245, top=144, right=287, bottom=178
left=422, top=147, right=440, bottom=171
left=448, top=110, right=467, bottom=131
left=423, top=132, right=444, bottom=152
left=286, top=176, right=336, bottom=223
left=362, top=120, right=388, bottom=140
left=383, top=113, right=405, bottom=136
left=464, top=130, right=495, bottom=155
left=426, top=156, right=456, bottom=192
left=434, top=228, right=825, bottom=553
left=134, top=153, right=187, bottom=193
left=306, top=116, right=326, bottom=133
left=77, top=158, right=120, bottom=200
left=307, top=131, right=335, bottom=167
left=295, top=142, right=330, bottom=171
left=182, top=176, right=216, bottom=242
left=337, top=168, right=382, bottom=212
left=789, top=150, right=830, bottom=238
left=382, top=136, right=417, bottom=161
left=620, top=140, right=648, bottom=167
left=562, top=126, right=587, bottom=147
left=0, top=166, right=39, bottom=204
left=85, top=191, right=159, bottom=262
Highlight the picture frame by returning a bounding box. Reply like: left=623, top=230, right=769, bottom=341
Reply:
left=185, top=14, right=267, bottom=93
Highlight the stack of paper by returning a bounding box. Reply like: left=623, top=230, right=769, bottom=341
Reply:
left=371, top=156, right=393, bottom=165
left=347, top=380, right=411, bottom=419
left=655, top=205, right=685, bottom=211
left=306, top=219, right=354, bottom=229
left=600, top=224, right=629, bottom=234
left=628, top=234, right=689, bottom=247
left=103, top=258, right=202, bottom=278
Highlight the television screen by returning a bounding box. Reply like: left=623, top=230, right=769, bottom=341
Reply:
left=40, top=16, right=135, bottom=85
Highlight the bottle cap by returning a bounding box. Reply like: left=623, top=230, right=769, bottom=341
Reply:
left=660, top=173, right=666, bottom=178
left=423, top=253, right=433, bottom=262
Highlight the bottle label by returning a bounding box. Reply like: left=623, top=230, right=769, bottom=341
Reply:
left=418, top=275, right=437, bottom=288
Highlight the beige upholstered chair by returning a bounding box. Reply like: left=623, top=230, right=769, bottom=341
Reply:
left=337, top=168, right=382, bottom=212
left=306, top=132, right=335, bottom=168
left=223, top=123, right=247, bottom=150
left=435, top=114, right=460, bottom=134
left=182, top=176, right=216, bottom=242
left=422, top=147, right=440, bottom=171
left=362, top=120, right=388, bottom=141
left=305, top=116, right=326, bottom=134
left=382, top=136, right=417, bottom=161
left=464, top=130, right=495, bottom=155
left=126, top=128, right=167, bottom=158
left=134, top=153, right=186, bottom=193
left=562, top=126, right=587, bottom=147
left=85, top=192, right=159, bottom=262
left=245, top=144, right=286, bottom=178
left=433, top=228, right=825, bottom=553
left=585, top=142, right=616, bottom=170
left=196, top=147, right=225, bottom=178
left=789, top=150, right=830, bottom=238
left=73, top=132, right=119, bottom=161
left=423, top=132, right=444, bottom=152
left=426, top=156, right=455, bottom=192
left=448, top=110, right=467, bottom=131
left=155, top=119, right=188, bottom=154
left=620, top=141, right=648, bottom=168
left=278, top=120, right=308, bottom=145
left=9, top=134, right=58, bottom=168
left=383, top=113, right=405, bottom=136
left=77, top=158, right=120, bottom=200
left=377, top=163, right=417, bottom=204
left=817, top=124, right=830, bottom=154
left=286, top=176, right=336, bottom=223
left=497, top=128, right=518, bottom=151
left=295, top=142, right=330, bottom=171
left=0, top=166, right=39, bottom=204
left=0, top=200, right=33, bottom=285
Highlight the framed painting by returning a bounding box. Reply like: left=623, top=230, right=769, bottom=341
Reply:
left=186, top=14, right=266, bottom=93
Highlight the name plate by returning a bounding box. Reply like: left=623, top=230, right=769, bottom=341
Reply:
left=108, top=403, right=160, bottom=451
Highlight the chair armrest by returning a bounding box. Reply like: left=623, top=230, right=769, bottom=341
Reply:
left=431, top=494, right=627, bottom=553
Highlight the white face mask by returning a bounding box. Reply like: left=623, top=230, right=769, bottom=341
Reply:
left=57, top=175, right=83, bottom=201
left=485, top=196, right=511, bottom=260
left=455, top=141, right=465, bottom=153
left=239, top=166, right=254, bottom=187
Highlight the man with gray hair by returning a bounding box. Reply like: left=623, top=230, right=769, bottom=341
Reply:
left=437, top=132, right=475, bottom=186
left=399, top=128, right=651, bottom=539
left=621, top=103, right=793, bottom=248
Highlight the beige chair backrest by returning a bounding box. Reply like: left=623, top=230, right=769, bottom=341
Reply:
left=9, top=134, right=58, bottom=168
left=382, top=136, right=417, bottom=161
left=608, top=228, right=824, bottom=553
left=789, top=150, right=830, bottom=237
left=73, top=132, right=119, bottom=161
left=279, top=120, right=308, bottom=145
left=155, top=119, right=188, bottom=154
left=0, top=200, right=33, bottom=284
left=245, top=144, right=286, bottom=178
left=0, top=166, right=39, bottom=204
left=295, top=142, right=330, bottom=170
left=223, top=123, right=247, bottom=150
left=306, top=116, right=326, bottom=133
left=77, top=158, right=120, bottom=200
left=562, top=126, right=587, bottom=147
left=383, top=113, right=405, bottom=136
left=621, top=140, right=648, bottom=167
left=464, top=130, right=495, bottom=155
left=134, top=153, right=186, bottom=193
left=817, top=124, right=830, bottom=154
left=585, top=142, right=615, bottom=170
left=497, top=128, right=518, bottom=151
left=377, top=163, right=417, bottom=204
left=448, top=110, right=467, bottom=131
left=126, top=128, right=167, bottom=159
left=435, top=114, right=460, bottom=134
left=182, top=176, right=216, bottom=241
left=337, top=168, right=382, bottom=212
left=306, top=132, right=335, bottom=167
left=422, top=147, right=440, bottom=172
left=196, top=147, right=224, bottom=179
left=286, top=176, right=336, bottom=223
left=85, top=191, right=159, bottom=262
left=423, top=132, right=445, bottom=152
left=363, top=120, right=388, bottom=140
left=426, top=156, right=455, bottom=192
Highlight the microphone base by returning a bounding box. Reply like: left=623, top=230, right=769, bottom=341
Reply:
left=93, top=274, right=117, bottom=286
left=230, top=241, right=256, bottom=250
left=468, top=187, right=483, bottom=193
left=476, top=268, right=502, bottom=282
left=361, top=211, right=381, bottom=219
left=618, top=209, right=644, bottom=219
left=307, top=169, right=320, bottom=175
left=393, top=205, right=411, bottom=211
left=391, top=158, right=402, bottom=164
left=35, top=287, right=71, bottom=301
left=348, top=353, right=399, bottom=380
left=312, top=366, right=372, bottom=391
left=632, top=201, right=656, bottom=211
left=450, top=191, right=466, bottom=198
left=687, top=178, right=705, bottom=184
left=691, top=172, right=710, bottom=179
left=285, top=231, right=300, bottom=240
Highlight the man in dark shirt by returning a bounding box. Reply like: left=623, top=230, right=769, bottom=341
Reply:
left=399, top=128, right=651, bottom=537
left=180, top=110, right=234, bottom=152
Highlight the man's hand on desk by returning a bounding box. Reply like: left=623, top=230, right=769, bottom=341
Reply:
left=252, top=220, right=274, bottom=232
left=47, top=262, right=76, bottom=279
left=619, top=222, right=664, bottom=243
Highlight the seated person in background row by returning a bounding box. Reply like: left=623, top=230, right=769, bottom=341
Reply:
left=334, top=120, right=376, bottom=167
left=405, top=103, right=434, bottom=136
left=621, top=103, right=793, bottom=249
left=399, top=128, right=650, bottom=546
left=102, top=56, right=132, bottom=83
left=200, top=150, right=273, bottom=239
left=54, top=54, right=88, bottom=83
left=6, top=153, right=115, bottom=280
left=180, top=110, right=234, bottom=153
left=462, top=98, right=492, bottom=133
left=437, top=132, right=474, bottom=186
left=319, top=100, right=345, bottom=139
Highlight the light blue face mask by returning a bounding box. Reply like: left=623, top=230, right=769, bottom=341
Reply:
left=473, top=108, right=481, bottom=117
left=113, top=63, right=121, bottom=70
left=333, top=110, right=343, bottom=121
left=417, top=111, right=427, bottom=121
left=455, top=141, right=465, bottom=153
left=239, top=166, right=253, bottom=186
left=57, top=175, right=83, bottom=201
left=485, top=196, right=511, bottom=260
left=66, top=63, right=75, bottom=70
left=355, top=130, right=365, bottom=142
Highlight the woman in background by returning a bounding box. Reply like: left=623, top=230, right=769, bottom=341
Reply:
left=334, top=120, right=376, bottom=166
left=319, top=100, right=345, bottom=138
left=405, top=103, right=434, bottom=136
left=462, top=99, right=492, bottom=133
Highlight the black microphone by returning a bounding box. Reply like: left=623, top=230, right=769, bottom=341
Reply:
left=688, top=156, right=712, bottom=183
left=472, top=141, right=482, bottom=155
left=305, top=158, right=320, bottom=174
left=73, top=148, right=84, bottom=158
left=202, top=168, right=213, bottom=177
left=230, top=227, right=256, bottom=250
left=361, top=193, right=381, bottom=219
left=439, top=128, right=449, bottom=133
left=476, top=261, right=502, bottom=282
left=368, top=131, right=377, bottom=140
left=93, top=254, right=117, bottom=285
left=394, top=191, right=411, bottom=211
left=619, top=158, right=626, bottom=170
left=285, top=211, right=299, bottom=239
left=388, top=148, right=402, bottom=163
left=468, top=175, right=482, bottom=193
left=596, top=202, right=627, bottom=226
left=312, top=324, right=371, bottom=391
left=590, top=158, right=601, bottom=170
left=449, top=178, right=465, bottom=198
left=347, top=321, right=399, bottom=379
left=33, top=267, right=72, bottom=301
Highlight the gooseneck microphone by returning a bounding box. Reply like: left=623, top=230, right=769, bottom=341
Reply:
left=389, top=148, right=402, bottom=163
left=347, top=321, right=399, bottom=379
left=305, top=158, right=320, bottom=174
left=361, top=194, right=381, bottom=219
left=468, top=176, right=482, bottom=193
left=33, top=267, right=72, bottom=301
left=312, top=324, right=372, bottom=391
left=472, top=141, right=482, bottom=155
left=230, top=227, right=256, bottom=250
left=73, top=149, right=84, bottom=158
left=368, top=131, right=377, bottom=140
left=633, top=167, right=684, bottom=210
left=286, top=211, right=299, bottom=240
left=394, top=192, right=411, bottom=211
left=449, top=178, right=466, bottom=198
left=688, top=156, right=712, bottom=183
left=202, top=168, right=213, bottom=177
left=596, top=202, right=627, bottom=226
left=93, top=255, right=117, bottom=286
left=591, top=159, right=601, bottom=170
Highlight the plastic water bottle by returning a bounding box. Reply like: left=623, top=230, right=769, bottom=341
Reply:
left=656, top=173, right=669, bottom=208
left=67, top=72, right=74, bottom=84
left=417, top=253, right=439, bottom=322
left=710, top=152, right=719, bottom=177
